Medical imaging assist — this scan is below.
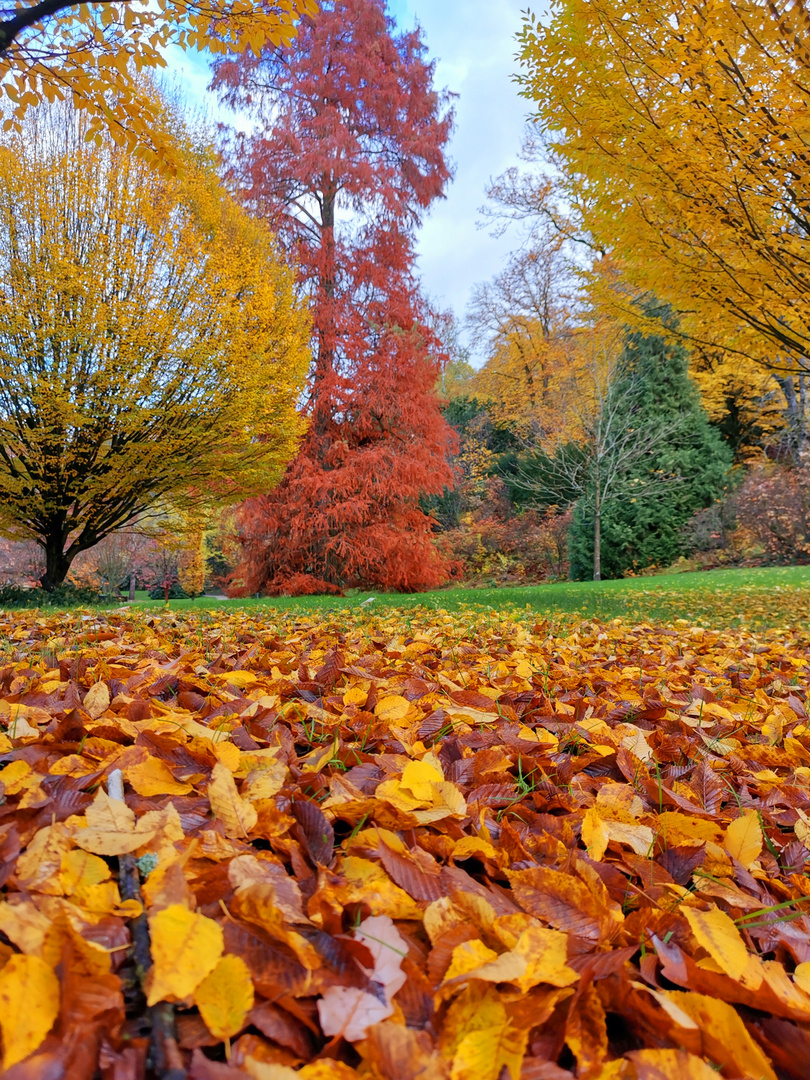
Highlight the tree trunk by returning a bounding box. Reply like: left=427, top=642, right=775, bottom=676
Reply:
left=593, top=466, right=601, bottom=581
left=128, top=572, right=136, bottom=602
left=40, top=538, right=73, bottom=591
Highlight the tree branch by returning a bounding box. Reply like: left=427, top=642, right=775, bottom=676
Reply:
left=0, top=0, right=100, bottom=53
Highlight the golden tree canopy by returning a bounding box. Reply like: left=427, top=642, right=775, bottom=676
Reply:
left=0, top=0, right=317, bottom=165
left=0, top=95, right=310, bottom=587
left=517, top=0, right=810, bottom=371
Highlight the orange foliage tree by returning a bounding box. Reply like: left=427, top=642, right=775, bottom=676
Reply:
left=214, top=0, right=457, bottom=595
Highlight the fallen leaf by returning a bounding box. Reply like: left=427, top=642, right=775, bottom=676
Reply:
left=723, top=810, right=763, bottom=868
left=208, top=761, right=258, bottom=838
left=194, top=954, right=255, bottom=1040
left=146, top=903, right=224, bottom=1005
left=318, top=915, right=407, bottom=1042
left=0, top=954, right=60, bottom=1068
left=683, top=905, right=750, bottom=982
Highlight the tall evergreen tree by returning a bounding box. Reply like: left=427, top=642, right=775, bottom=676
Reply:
left=568, top=328, right=731, bottom=580
left=213, top=0, right=456, bottom=595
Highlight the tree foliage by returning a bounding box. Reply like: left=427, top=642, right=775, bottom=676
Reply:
left=0, top=0, right=316, bottom=166
left=0, top=96, right=310, bottom=589
left=517, top=0, right=810, bottom=372
left=568, top=325, right=732, bottom=580
left=214, top=0, right=457, bottom=596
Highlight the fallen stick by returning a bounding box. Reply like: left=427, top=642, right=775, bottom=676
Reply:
left=107, top=768, right=186, bottom=1080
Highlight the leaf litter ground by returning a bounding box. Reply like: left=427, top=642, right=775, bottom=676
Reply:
left=2, top=605, right=810, bottom=1078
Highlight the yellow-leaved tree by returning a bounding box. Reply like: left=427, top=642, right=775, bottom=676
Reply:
left=517, top=1, right=810, bottom=374
left=0, top=0, right=316, bottom=167
left=0, top=94, right=310, bottom=589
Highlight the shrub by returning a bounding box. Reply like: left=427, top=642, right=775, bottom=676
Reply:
left=147, top=582, right=190, bottom=600
left=273, top=574, right=344, bottom=597
left=443, top=507, right=571, bottom=586
left=733, top=462, right=810, bottom=564
left=0, top=583, right=104, bottom=608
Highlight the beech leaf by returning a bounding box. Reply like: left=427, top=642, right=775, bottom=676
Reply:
left=194, top=953, right=254, bottom=1040
left=0, top=954, right=60, bottom=1068
left=146, top=903, right=224, bottom=1005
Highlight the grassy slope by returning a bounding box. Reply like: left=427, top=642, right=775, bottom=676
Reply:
left=123, top=564, right=810, bottom=630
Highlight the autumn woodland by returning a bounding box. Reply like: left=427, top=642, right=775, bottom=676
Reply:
left=4, top=0, right=810, bottom=1077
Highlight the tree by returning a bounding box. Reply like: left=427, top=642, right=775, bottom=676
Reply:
left=467, top=243, right=574, bottom=440
left=467, top=131, right=584, bottom=442
left=178, top=510, right=207, bottom=598
left=517, top=1, right=810, bottom=374
left=689, top=349, right=785, bottom=462
left=213, top=0, right=457, bottom=596
left=0, top=96, right=310, bottom=590
left=566, top=325, right=732, bottom=580
left=0, top=0, right=316, bottom=166
left=505, top=319, right=730, bottom=580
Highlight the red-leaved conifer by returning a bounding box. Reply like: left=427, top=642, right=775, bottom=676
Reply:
left=213, top=0, right=456, bottom=595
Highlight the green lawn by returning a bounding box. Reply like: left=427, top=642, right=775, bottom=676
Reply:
left=123, top=564, right=810, bottom=630
left=4, top=565, right=808, bottom=630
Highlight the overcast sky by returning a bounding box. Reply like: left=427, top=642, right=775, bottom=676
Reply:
left=173, top=0, right=533, bottom=361
left=386, top=0, right=533, bottom=354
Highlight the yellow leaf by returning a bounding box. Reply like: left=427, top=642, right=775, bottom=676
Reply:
left=83, top=680, right=110, bottom=719
left=146, top=904, right=223, bottom=1005
left=603, top=819, right=655, bottom=855
left=453, top=836, right=498, bottom=861
left=443, top=939, right=500, bottom=984
left=665, top=992, right=777, bottom=1080
left=299, top=1065, right=362, bottom=1079
left=0, top=899, right=52, bottom=956
left=627, top=1049, right=725, bottom=1079
left=244, top=1064, right=299, bottom=1080
left=511, top=925, right=579, bottom=991
left=761, top=713, right=784, bottom=745
left=194, top=954, right=254, bottom=1040
left=450, top=998, right=528, bottom=1080
left=374, top=694, right=411, bottom=722
left=723, top=810, right=763, bottom=868
left=212, top=740, right=241, bottom=773
left=218, top=670, right=257, bottom=688
left=242, top=761, right=287, bottom=801
left=74, top=787, right=158, bottom=855
left=376, top=756, right=466, bottom=824
left=342, top=686, right=367, bottom=707
left=683, top=905, right=750, bottom=982
left=15, top=823, right=73, bottom=894
left=208, top=761, right=258, bottom=838
left=401, top=756, right=443, bottom=793
left=446, top=925, right=578, bottom=994
left=0, top=954, right=60, bottom=1068
left=124, top=757, right=193, bottom=796
left=582, top=807, right=609, bottom=861
left=0, top=760, right=31, bottom=794
left=794, top=961, right=810, bottom=995
left=59, top=848, right=111, bottom=894
left=333, top=857, right=423, bottom=920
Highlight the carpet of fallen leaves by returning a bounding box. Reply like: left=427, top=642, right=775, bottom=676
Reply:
left=2, top=606, right=810, bottom=1080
